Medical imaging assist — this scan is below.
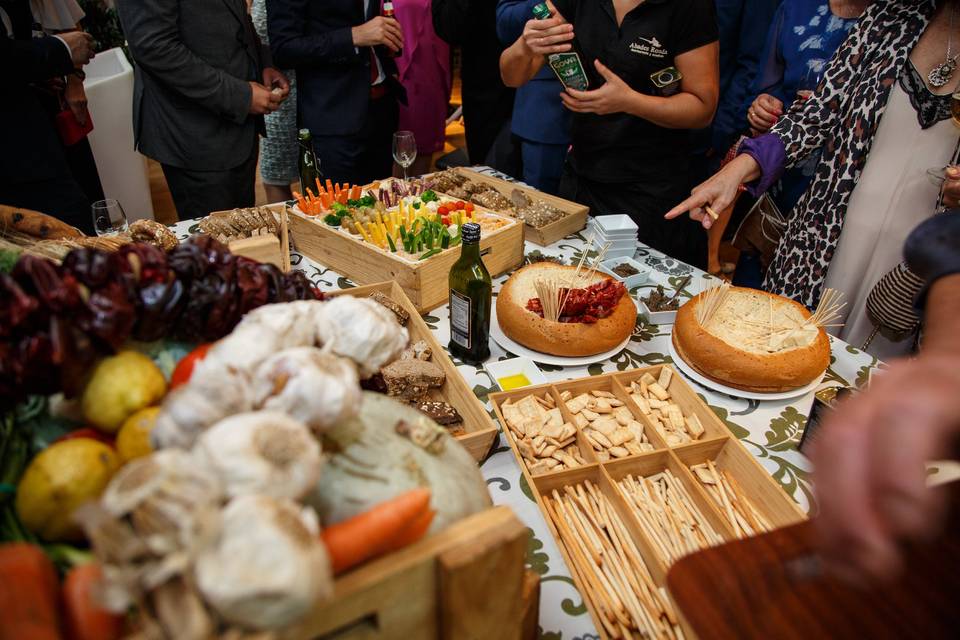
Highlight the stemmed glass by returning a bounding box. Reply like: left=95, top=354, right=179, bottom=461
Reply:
left=795, top=66, right=823, bottom=103
left=91, top=199, right=129, bottom=236
left=392, top=130, right=417, bottom=183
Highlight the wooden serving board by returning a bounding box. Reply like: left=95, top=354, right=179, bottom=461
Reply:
left=489, top=365, right=806, bottom=639
left=328, top=281, right=499, bottom=463
left=208, top=204, right=292, bottom=272
left=429, top=168, right=589, bottom=246
left=667, top=481, right=960, bottom=639
left=280, top=506, right=540, bottom=640
left=288, top=206, right=523, bottom=313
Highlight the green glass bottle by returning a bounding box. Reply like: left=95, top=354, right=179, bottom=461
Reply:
left=448, top=223, right=491, bottom=364
left=298, top=128, right=321, bottom=195
left=531, top=2, right=589, bottom=91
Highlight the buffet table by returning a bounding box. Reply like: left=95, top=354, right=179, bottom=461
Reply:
left=171, top=175, right=881, bottom=638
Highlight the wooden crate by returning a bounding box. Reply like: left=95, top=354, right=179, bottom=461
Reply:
left=328, top=281, right=499, bottom=463
left=279, top=506, right=540, bottom=640
left=208, top=204, right=292, bottom=272
left=489, top=366, right=806, bottom=640
left=431, top=168, right=589, bottom=246
left=288, top=208, right=524, bottom=313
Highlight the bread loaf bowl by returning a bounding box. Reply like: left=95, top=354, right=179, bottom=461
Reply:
left=496, top=263, right=636, bottom=356
left=672, top=286, right=830, bottom=393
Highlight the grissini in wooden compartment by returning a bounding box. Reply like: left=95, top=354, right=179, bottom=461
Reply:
left=672, top=438, right=807, bottom=538
left=496, top=263, right=636, bottom=357
left=672, top=285, right=833, bottom=393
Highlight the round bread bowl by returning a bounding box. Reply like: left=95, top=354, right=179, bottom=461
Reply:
left=672, top=287, right=830, bottom=393
left=496, top=263, right=636, bottom=357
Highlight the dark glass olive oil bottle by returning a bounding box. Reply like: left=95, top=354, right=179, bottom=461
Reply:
left=448, top=223, right=491, bottom=364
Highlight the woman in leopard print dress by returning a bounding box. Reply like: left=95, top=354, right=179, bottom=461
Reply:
left=667, top=0, right=958, bottom=356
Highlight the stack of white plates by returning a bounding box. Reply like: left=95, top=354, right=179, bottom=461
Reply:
left=584, top=215, right=638, bottom=259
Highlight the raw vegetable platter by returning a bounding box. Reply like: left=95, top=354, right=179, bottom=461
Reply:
left=291, top=178, right=517, bottom=263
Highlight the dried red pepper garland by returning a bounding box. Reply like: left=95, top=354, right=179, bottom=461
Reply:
left=0, top=236, right=320, bottom=400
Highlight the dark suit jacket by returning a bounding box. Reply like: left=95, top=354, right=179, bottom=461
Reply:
left=268, top=0, right=399, bottom=137
left=0, top=5, right=75, bottom=187
left=432, top=0, right=514, bottom=165
left=496, top=0, right=571, bottom=145
left=116, top=0, right=267, bottom=171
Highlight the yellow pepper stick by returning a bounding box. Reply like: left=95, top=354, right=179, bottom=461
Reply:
left=356, top=222, right=370, bottom=243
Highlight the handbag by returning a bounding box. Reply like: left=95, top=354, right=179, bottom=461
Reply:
left=54, top=95, right=94, bottom=147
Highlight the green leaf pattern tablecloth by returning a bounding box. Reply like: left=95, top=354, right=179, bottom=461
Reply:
left=172, top=171, right=882, bottom=640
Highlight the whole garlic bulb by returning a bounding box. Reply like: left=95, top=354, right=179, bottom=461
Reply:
left=152, top=364, right=253, bottom=450
left=203, top=300, right=322, bottom=373
left=98, top=449, right=223, bottom=554
left=253, top=347, right=361, bottom=434
left=195, top=412, right=322, bottom=500
left=314, top=296, right=409, bottom=377
left=194, top=494, right=332, bottom=629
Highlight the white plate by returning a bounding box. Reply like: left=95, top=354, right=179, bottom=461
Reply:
left=490, top=312, right=633, bottom=367
left=668, top=339, right=824, bottom=401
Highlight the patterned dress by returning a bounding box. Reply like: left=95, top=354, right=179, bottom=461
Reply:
left=251, top=0, right=299, bottom=186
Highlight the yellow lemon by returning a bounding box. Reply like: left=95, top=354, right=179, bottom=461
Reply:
left=116, top=406, right=159, bottom=462
left=15, top=439, right=120, bottom=542
left=82, top=351, right=166, bottom=433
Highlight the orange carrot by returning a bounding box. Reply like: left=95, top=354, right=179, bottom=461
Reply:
left=0, top=543, right=61, bottom=640
left=320, top=192, right=334, bottom=210
left=321, top=488, right=431, bottom=574
left=350, top=185, right=362, bottom=200
left=326, top=178, right=334, bottom=194
left=62, top=563, right=123, bottom=640
left=315, top=177, right=324, bottom=197
left=337, top=192, right=348, bottom=205
left=293, top=191, right=308, bottom=212
left=384, top=509, right=435, bottom=552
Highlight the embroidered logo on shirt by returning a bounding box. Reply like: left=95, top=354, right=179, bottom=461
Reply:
left=629, top=36, right=668, bottom=59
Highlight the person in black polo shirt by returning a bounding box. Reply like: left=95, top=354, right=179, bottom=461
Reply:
left=500, top=0, right=719, bottom=267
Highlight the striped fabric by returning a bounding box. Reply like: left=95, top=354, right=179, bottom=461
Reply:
left=865, top=262, right=923, bottom=345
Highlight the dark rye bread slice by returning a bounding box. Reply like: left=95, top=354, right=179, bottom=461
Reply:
left=380, top=359, right=445, bottom=399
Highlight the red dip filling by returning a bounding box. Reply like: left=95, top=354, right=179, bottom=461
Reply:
left=526, top=279, right=626, bottom=324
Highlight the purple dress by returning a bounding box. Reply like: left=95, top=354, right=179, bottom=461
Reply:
left=393, top=0, right=451, bottom=155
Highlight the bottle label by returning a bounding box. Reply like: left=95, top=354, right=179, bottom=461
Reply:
left=450, top=290, right=472, bottom=349
left=547, top=53, right=589, bottom=91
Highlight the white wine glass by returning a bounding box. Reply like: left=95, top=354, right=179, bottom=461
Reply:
left=392, top=130, right=417, bottom=183
left=91, top=199, right=129, bottom=236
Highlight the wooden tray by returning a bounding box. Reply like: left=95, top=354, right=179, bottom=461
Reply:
left=489, top=366, right=806, bottom=639
left=667, top=482, right=960, bottom=639
left=208, top=204, right=291, bottom=272
left=328, top=281, right=499, bottom=463
left=288, top=205, right=524, bottom=313
left=430, top=167, right=589, bottom=246
left=280, top=505, right=540, bottom=640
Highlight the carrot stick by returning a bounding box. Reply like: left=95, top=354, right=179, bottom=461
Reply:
left=320, top=193, right=334, bottom=210
left=315, top=177, right=324, bottom=196
left=350, top=185, right=362, bottom=200
left=0, top=543, right=62, bottom=640
left=321, top=488, right=431, bottom=574
left=62, top=563, right=123, bottom=640
left=326, top=178, right=334, bottom=194
left=384, top=509, right=435, bottom=552
left=293, top=191, right=308, bottom=212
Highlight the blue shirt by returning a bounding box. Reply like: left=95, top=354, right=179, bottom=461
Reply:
left=710, top=0, right=782, bottom=155
left=496, top=0, right=572, bottom=144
